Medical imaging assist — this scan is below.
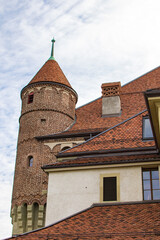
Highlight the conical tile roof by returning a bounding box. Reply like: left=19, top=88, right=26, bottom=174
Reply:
left=28, top=59, right=72, bottom=88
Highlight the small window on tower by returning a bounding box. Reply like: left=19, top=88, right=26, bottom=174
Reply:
left=28, top=92, right=34, bottom=104
left=28, top=156, right=33, bottom=167
left=41, top=119, right=46, bottom=123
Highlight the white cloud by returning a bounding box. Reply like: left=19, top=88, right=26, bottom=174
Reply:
left=1, top=0, right=160, bottom=238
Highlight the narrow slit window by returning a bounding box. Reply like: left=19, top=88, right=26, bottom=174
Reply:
left=41, top=119, right=46, bottom=122
left=28, top=92, right=34, bottom=104
left=32, top=202, right=39, bottom=230
left=22, top=203, right=27, bottom=232
left=28, top=156, right=33, bottom=167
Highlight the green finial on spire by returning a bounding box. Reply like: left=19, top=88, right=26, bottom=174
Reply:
left=49, top=37, right=56, bottom=60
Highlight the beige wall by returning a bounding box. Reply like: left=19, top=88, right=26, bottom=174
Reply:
left=46, top=165, right=143, bottom=225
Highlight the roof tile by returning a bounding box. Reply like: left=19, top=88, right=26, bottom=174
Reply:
left=65, top=66, right=160, bottom=133
left=61, top=110, right=155, bottom=155
left=7, top=202, right=160, bottom=240
left=28, top=59, right=72, bottom=88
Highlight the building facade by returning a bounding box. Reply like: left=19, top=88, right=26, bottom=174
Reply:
left=10, top=40, right=160, bottom=239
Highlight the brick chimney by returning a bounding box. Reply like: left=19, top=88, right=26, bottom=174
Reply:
left=101, top=82, right=121, bottom=117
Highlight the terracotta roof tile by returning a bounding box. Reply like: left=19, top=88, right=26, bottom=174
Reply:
left=122, top=66, right=160, bottom=93
left=46, top=91, right=146, bottom=139
left=35, top=66, right=160, bottom=139
left=62, top=66, right=160, bottom=134
left=28, top=59, right=72, bottom=88
left=7, top=201, right=160, bottom=239
left=59, top=110, right=155, bottom=155
left=72, top=92, right=146, bottom=131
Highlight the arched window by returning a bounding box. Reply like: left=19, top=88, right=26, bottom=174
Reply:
left=28, top=92, right=34, bottom=104
left=28, top=156, right=33, bottom=167
left=61, top=146, right=70, bottom=151
left=32, top=202, right=39, bottom=230
left=22, top=203, right=27, bottom=232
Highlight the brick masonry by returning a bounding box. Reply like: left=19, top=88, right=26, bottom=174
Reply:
left=11, top=81, right=77, bottom=234
left=10, top=62, right=160, bottom=236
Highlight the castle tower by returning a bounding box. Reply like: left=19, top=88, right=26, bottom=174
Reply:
left=11, top=39, right=77, bottom=235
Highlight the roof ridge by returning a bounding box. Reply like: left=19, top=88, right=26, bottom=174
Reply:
left=122, top=65, right=160, bottom=89
left=76, top=66, right=160, bottom=110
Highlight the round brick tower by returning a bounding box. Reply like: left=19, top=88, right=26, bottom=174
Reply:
left=11, top=39, right=77, bottom=235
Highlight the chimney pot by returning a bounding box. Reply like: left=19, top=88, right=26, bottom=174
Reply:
left=101, top=82, right=121, bottom=117
left=101, top=82, right=121, bottom=97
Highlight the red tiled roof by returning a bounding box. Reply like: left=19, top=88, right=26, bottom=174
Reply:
left=42, top=91, right=146, bottom=139
left=34, top=66, right=160, bottom=139
left=43, top=154, right=160, bottom=169
left=122, top=66, right=160, bottom=94
left=72, top=92, right=146, bottom=131
left=28, top=59, right=72, bottom=88
left=7, top=201, right=160, bottom=239
left=62, top=66, right=160, bottom=134
left=58, top=110, right=155, bottom=156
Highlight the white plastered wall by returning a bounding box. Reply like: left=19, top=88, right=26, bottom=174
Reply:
left=45, top=165, right=143, bottom=226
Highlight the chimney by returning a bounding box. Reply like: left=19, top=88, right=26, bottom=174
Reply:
left=101, top=82, right=121, bottom=117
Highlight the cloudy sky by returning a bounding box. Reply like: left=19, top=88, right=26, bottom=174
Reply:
left=1, top=0, right=160, bottom=238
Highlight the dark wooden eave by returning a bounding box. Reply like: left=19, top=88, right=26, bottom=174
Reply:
left=35, top=130, right=102, bottom=140
left=42, top=154, right=160, bottom=170
left=57, top=146, right=157, bottom=158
